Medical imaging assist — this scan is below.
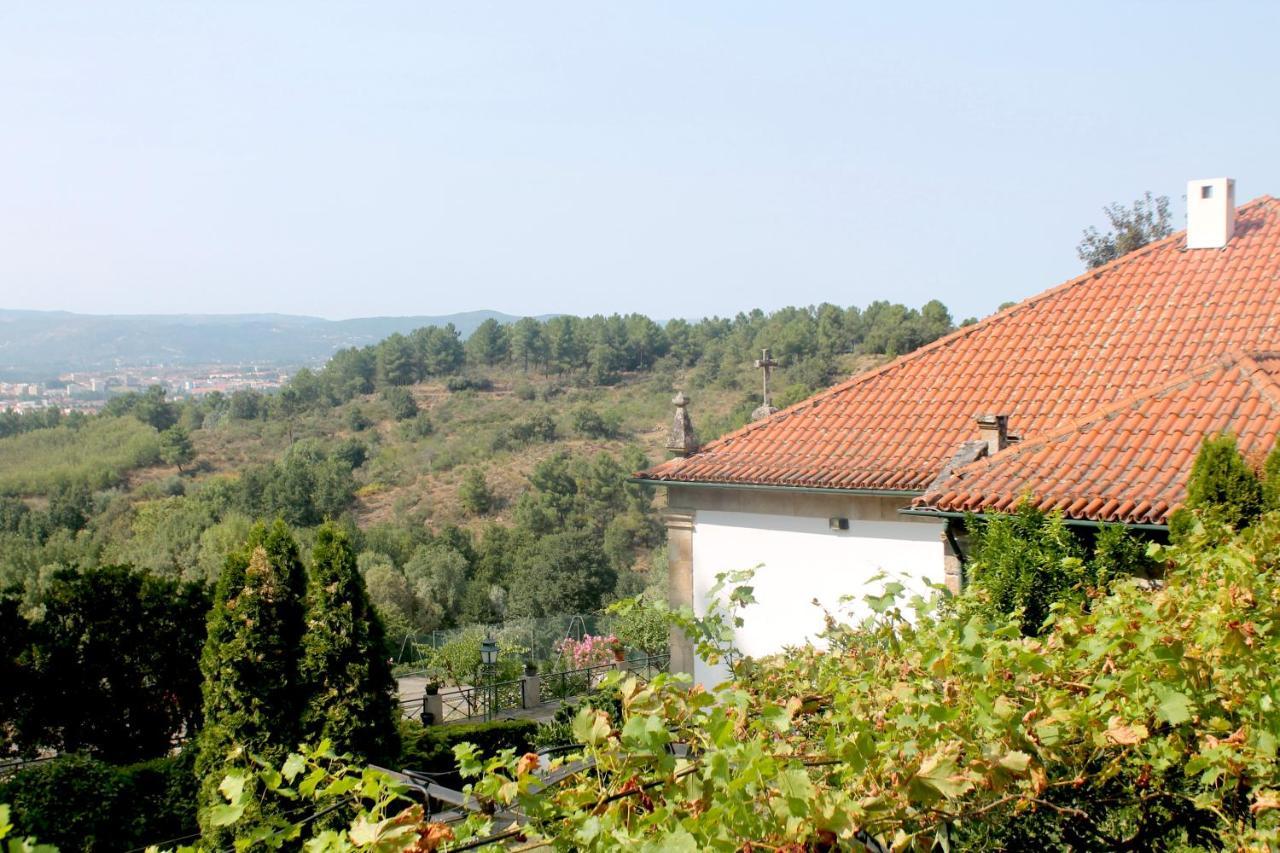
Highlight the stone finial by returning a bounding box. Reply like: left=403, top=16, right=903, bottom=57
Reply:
left=667, top=392, right=698, bottom=457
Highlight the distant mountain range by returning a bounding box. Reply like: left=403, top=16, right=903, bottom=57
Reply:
left=0, top=309, right=548, bottom=379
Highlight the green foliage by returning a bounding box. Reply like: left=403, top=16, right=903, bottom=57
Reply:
left=298, top=524, right=400, bottom=766
left=397, top=717, right=537, bottom=786
left=195, top=521, right=308, bottom=844
left=379, top=386, right=418, bottom=421
left=0, top=754, right=124, bottom=851
left=506, top=529, right=616, bottom=619
left=571, top=407, right=617, bottom=439
left=12, top=565, right=208, bottom=763
left=1265, top=438, right=1280, bottom=511
left=1077, top=191, right=1173, bottom=269
left=457, top=468, right=493, bottom=517
left=158, top=424, right=196, bottom=471
left=0, top=750, right=196, bottom=852
left=0, top=416, right=160, bottom=496
left=607, top=594, right=670, bottom=656
left=237, top=441, right=357, bottom=526
left=1184, top=432, right=1264, bottom=530
left=104, top=385, right=179, bottom=432
left=962, top=505, right=1151, bottom=636
left=416, top=517, right=1280, bottom=849
left=464, top=317, right=510, bottom=367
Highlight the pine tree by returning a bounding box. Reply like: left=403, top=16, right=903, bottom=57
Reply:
left=195, top=521, right=307, bottom=844
left=298, top=523, right=400, bottom=764
left=158, top=424, right=196, bottom=472
left=458, top=468, right=494, bottom=516
left=1183, top=433, right=1264, bottom=529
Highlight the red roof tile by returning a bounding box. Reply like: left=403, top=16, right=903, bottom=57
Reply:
left=639, top=196, right=1280, bottom=511
left=912, top=353, right=1280, bottom=524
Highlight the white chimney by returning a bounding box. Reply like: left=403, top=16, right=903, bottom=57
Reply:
left=1186, top=177, right=1235, bottom=249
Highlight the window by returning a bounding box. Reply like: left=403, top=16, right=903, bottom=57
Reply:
left=1201, top=185, right=1214, bottom=199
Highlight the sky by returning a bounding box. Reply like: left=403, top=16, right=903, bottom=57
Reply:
left=1, top=2, right=1278, bottom=323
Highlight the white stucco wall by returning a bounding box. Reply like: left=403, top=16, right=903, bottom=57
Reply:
left=691, top=509, right=945, bottom=686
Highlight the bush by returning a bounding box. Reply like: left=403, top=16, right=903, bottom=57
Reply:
left=0, top=416, right=162, bottom=496
left=571, top=407, right=617, bottom=439
left=381, top=386, right=419, bottom=421
left=0, top=750, right=196, bottom=852
left=961, top=505, right=1153, bottom=636
left=445, top=376, right=494, bottom=393
left=406, top=412, right=434, bottom=438
left=397, top=718, right=537, bottom=787
left=508, top=413, right=557, bottom=445
left=458, top=469, right=494, bottom=517
left=610, top=596, right=670, bottom=656
left=346, top=406, right=372, bottom=432
left=1184, top=432, right=1264, bottom=529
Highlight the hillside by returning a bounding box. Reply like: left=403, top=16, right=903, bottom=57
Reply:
left=0, top=308, right=550, bottom=377
left=0, top=298, right=947, bottom=644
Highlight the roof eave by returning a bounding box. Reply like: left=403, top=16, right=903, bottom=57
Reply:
left=627, top=476, right=922, bottom=498
left=898, top=505, right=1170, bottom=532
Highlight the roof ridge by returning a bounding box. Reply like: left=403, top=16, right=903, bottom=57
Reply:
left=675, top=194, right=1280, bottom=460
left=926, top=350, right=1280, bottom=491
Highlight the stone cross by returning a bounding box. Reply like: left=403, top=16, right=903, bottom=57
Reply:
left=754, top=348, right=778, bottom=407
left=752, top=348, right=780, bottom=420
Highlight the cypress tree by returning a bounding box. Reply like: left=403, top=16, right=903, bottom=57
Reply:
left=1183, top=433, right=1264, bottom=529
left=194, top=521, right=307, bottom=844
left=1262, top=437, right=1280, bottom=511
left=299, top=523, right=400, bottom=764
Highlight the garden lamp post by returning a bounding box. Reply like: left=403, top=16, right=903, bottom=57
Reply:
left=481, top=636, right=498, bottom=721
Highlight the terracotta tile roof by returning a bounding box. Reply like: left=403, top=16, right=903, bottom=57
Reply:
left=912, top=352, right=1280, bottom=524
left=638, top=195, right=1280, bottom=508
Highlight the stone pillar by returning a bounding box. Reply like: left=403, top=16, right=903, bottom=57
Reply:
left=520, top=674, right=540, bottom=709
left=424, top=692, right=444, bottom=726
left=663, top=507, right=696, bottom=676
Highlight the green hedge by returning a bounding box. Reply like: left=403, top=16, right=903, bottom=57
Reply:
left=398, top=718, right=537, bottom=787
left=0, top=749, right=196, bottom=852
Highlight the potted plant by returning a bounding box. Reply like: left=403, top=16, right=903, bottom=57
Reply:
left=610, top=638, right=626, bottom=662
left=426, top=681, right=440, bottom=696
left=524, top=661, right=538, bottom=677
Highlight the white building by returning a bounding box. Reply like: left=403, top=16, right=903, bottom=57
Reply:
left=637, top=180, right=1280, bottom=684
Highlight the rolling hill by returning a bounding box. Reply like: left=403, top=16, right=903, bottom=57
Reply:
left=0, top=309, right=550, bottom=377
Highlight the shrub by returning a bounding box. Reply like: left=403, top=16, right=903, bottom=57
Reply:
left=962, top=505, right=1127, bottom=636
left=458, top=469, right=494, bottom=516
left=0, top=750, right=196, bottom=852
left=553, top=634, right=619, bottom=670
left=609, top=596, right=670, bottom=656
left=508, top=412, right=557, bottom=444
left=346, top=406, right=372, bottom=432
left=1184, top=432, right=1264, bottom=529
left=397, top=718, right=537, bottom=787
left=0, top=416, right=161, bottom=496
left=446, top=376, right=494, bottom=393
left=380, top=386, right=419, bottom=421
left=571, top=407, right=617, bottom=439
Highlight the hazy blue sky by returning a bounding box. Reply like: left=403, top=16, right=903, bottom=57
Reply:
left=2, top=2, right=1278, bottom=322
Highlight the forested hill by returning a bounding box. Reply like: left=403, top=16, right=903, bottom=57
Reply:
left=0, top=297, right=966, bottom=643
left=0, top=308, right=550, bottom=376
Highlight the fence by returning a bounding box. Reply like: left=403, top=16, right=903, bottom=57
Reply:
left=392, top=612, right=622, bottom=671
left=401, top=654, right=670, bottom=726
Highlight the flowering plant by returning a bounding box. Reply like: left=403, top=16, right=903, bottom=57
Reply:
left=553, top=633, right=620, bottom=670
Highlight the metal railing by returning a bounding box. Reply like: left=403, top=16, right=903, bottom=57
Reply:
left=400, top=654, right=670, bottom=726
